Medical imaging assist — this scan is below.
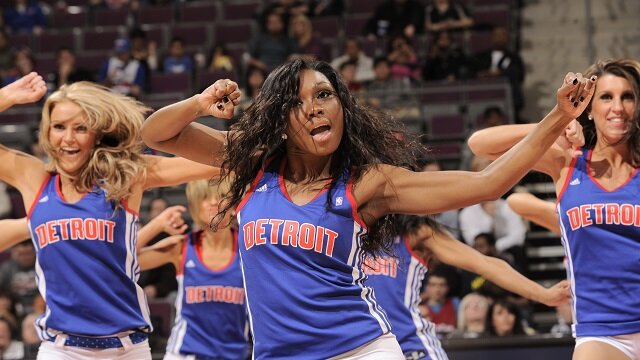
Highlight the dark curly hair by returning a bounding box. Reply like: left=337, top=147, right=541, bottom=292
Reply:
left=577, top=59, right=640, bottom=166
left=216, top=59, right=426, bottom=257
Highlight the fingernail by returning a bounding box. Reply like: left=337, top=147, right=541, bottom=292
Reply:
left=590, top=75, right=597, bottom=81
left=573, top=78, right=578, bottom=85
left=579, top=96, right=584, bottom=102
left=222, top=96, right=230, bottom=104
left=570, top=97, right=575, bottom=102
left=216, top=103, right=224, bottom=110
left=573, top=102, right=578, bottom=107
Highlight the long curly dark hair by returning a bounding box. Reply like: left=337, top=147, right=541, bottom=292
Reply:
left=216, top=59, right=426, bottom=257
left=577, top=59, right=640, bottom=166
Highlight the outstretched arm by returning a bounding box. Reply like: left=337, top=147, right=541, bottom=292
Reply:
left=507, top=192, right=560, bottom=235
left=426, top=227, right=569, bottom=307
left=0, top=72, right=47, bottom=112
left=0, top=218, right=30, bottom=252
left=141, top=79, right=241, bottom=166
left=138, top=235, right=183, bottom=271
left=137, top=205, right=188, bottom=250
left=358, top=73, right=597, bottom=218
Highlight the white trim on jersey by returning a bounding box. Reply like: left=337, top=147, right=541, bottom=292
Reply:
left=556, top=203, right=578, bottom=337
left=235, top=212, right=258, bottom=360
left=124, top=212, right=152, bottom=329
left=406, top=258, right=448, bottom=360
left=167, top=275, right=187, bottom=354
left=29, top=218, right=55, bottom=341
left=349, top=222, right=391, bottom=333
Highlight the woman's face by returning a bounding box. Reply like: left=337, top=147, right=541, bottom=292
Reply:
left=590, top=73, right=637, bottom=146
left=492, top=304, right=516, bottom=336
left=463, top=295, right=487, bottom=323
left=199, top=194, right=232, bottom=229
left=48, top=101, right=97, bottom=176
left=248, top=69, right=265, bottom=91
left=285, top=69, right=344, bottom=157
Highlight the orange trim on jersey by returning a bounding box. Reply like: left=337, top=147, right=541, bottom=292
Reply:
left=236, top=157, right=274, bottom=213
left=556, top=155, right=579, bottom=205
left=195, top=228, right=238, bottom=272
left=586, top=149, right=640, bottom=193
left=176, top=232, right=190, bottom=276
left=27, top=173, right=52, bottom=219
left=403, top=235, right=428, bottom=267
left=277, top=158, right=331, bottom=205
left=121, top=199, right=140, bottom=217
left=346, top=176, right=368, bottom=230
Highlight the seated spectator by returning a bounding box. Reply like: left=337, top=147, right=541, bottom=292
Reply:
left=47, top=47, right=94, bottom=91
left=478, top=105, right=509, bottom=128
left=163, top=37, right=194, bottom=75
left=339, top=61, right=363, bottom=93
left=364, top=0, right=425, bottom=39
left=20, top=293, right=43, bottom=348
left=419, top=159, right=459, bottom=238
left=308, top=0, right=344, bottom=17
left=206, top=43, right=235, bottom=73
left=425, top=0, right=473, bottom=33
left=99, top=38, right=147, bottom=98
left=2, top=47, right=35, bottom=86
left=289, top=14, right=327, bottom=61
left=420, top=271, right=459, bottom=334
left=3, top=0, right=47, bottom=35
left=330, top=38, right=374, bottom=83
left=0, top=317, right=23, bottom=360
left=0, top=292, right=17, bottom=330
left=448, top=292, right=489, bottom=339
left=248, top=11, right=299, bottom=72
left=485, top=299, right=532, bottom=336
left=235, top=65, right=267, bottom=117
left=0, top=241, right=37, bottom=318
left=129, top=26, right=158, bottom=74
left=386, top=34, right=421, bottom=82
left=260, top=0, right=309, bottom=25
left=366, top=56, right=421, bottom=121
left=0, top=30, right=11, bottom=78
left=422, top=31, right=469, bottom=82
left=472, top=26, right=525, bottom=121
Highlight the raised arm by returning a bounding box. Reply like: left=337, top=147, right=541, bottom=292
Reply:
left=0, top=218, right=30, bottom=252
left=142, top=155, right=221, bottom=190
left=507, top=192, right=560, bottom=235
left=141, top=79, right=241, bottom=166
left=426, top=227, right=569, bottom=307
left=137, top=235, right=183, bottom=271
left=358, top=73, right=597, bottom=218
left=137, top=205, right=188, bottom=250
left=0, top=72, right=47, bottom=112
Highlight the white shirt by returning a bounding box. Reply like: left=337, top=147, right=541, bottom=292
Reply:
left=458, top=199, right=526, bottom=252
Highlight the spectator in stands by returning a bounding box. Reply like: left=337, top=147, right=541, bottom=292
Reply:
left=425, top=0, right=474, bottom=33
left=0, top=292, right=17, bottom=330
left=20, top=293, right=43, bottom=348
left=365, top=56, right=421, bottom=121
left=0, top=316, right=23, bottom=360
left=2, top=0, right=46, bottom=35
left=420, top=271, right=459, bottom=334
left=364, top=0, right=425, bottom=39
left=308, top=0, right=344, bottom=17
left=448, top=292, right=489, bottom=339
left=289, top=14, right=327, bottom=61
left=0, top=30, right=11, bottom=79
left=0, top=241, right=37, bottom=318
left=479, top=105, right=509, bottom=128
left=248, top=11, right=299, bottom=72
left=485, top=299, right=531, bottom=336
left=162, top=37, right=194, bottom=75
left=472, top=26, right=525, bottom=121
left=47, top=47, right=94, bottom=91
left=99, top=37, right=147, bottom=98
left=386, top=34, right=421, bottom=82
left=129, top=26, right=157, bottom=74
left=206, top=43, right=235, bottom=74
left=330, top=38, right=374, bottom=83
left=458, top=156, right=527, bottom=264
left=339, top=61, right=363, bottom=93
left=235, top=65, right=267, bottom=117
left=419, top=159, right=459, bottom=238
left=422, top=31, right=469, bottom=82
left=2, top=47, right=35, bottom=86
left=260, top=0, right=309, bottom=25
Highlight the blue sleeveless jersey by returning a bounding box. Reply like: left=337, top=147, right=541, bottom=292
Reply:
left=27, top=174, right=151, bottom=339
left=236, top=158, right=391, bottom=359
left=166, top=229, right=248, bottom=359
left=365, top=237, right=447, bottom=359
left=557, top=149, right=640, bottom=337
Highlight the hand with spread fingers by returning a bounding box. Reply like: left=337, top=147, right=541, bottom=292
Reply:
left=196, top=79, right=241, bottom=119
left=556, top=72, right=597, bottom=119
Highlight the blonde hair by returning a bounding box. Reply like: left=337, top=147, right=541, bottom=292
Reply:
left=40, top=81, right=150, bottom=202
left=185, top=178, right=233, bottom=228
left=289, top=14, right=312, bottom=39
left=457, top=292, right=489, bottom=331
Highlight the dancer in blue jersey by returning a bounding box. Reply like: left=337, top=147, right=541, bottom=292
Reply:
left=469, top=59, right=640, bottom=360
left=0, top=74, right=220, bottom=360
left=137, top=179, right=249, bottom=360
left=365, top=215, right=568, bottom=360
left=141, top=59, right=588, bottom=359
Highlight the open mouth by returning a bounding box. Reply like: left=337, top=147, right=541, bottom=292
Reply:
left=61, top=148, right=80, bottom=155
left=310, top=125, right=331, bottom=136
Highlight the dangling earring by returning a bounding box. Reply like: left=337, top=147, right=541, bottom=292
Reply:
left=587, top=114, right=593, bottom=120
left=281, top=133, right=288, bottom=140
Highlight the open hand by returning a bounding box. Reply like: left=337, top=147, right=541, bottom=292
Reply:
left=196, top=79, right=241, bottom=119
